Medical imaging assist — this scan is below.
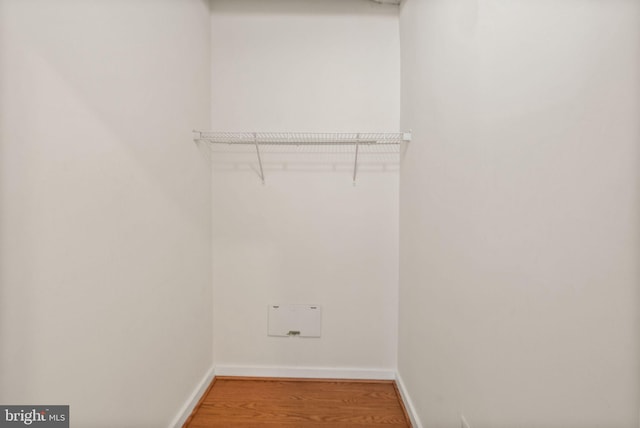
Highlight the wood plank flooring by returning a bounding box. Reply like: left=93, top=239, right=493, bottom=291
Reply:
left=184, top=377, right=411, bottom=427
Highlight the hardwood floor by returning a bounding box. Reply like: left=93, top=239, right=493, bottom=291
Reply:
left=184, top=377, right=411, bottom=427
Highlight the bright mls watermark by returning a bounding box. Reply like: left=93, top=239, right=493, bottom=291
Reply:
left=0, top=406, right=68, bottom=427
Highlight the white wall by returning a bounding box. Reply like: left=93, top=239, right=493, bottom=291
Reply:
left=399, top=0, right=640, bottom=427
left=210, top=0, right=401, bottom=374
left=0, top=1, right=212, bottom=427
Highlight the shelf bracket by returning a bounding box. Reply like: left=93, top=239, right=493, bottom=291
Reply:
left=253, top=133, right=265, bottom=184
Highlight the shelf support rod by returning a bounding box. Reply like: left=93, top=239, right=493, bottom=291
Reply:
left=353, top=134, right=360, bottom=184
left=253, top=133, right=265, bottom=184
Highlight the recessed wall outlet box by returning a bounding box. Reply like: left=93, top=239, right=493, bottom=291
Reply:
left=268, top=304, right=322, bottom=337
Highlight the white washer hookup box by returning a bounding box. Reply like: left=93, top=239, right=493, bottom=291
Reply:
left=268, top=304, right=322, bottom=338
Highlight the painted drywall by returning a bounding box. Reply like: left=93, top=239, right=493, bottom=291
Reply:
left=210, top=0, right=400, bottom=372
left=0, top=1, right=212, bottom=427
left=398, top=0, right=640, bottom=427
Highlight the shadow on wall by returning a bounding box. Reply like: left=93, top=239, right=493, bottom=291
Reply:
left=208, top=143, right=399, bottom=181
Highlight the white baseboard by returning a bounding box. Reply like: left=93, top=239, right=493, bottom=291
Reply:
left=169, top=365, right=215, bottom=428
left=214, top=365, right=395, bottom=380
left=169, top=366, right=418, bottom=428
left=396, top=372, right=423, bottom=428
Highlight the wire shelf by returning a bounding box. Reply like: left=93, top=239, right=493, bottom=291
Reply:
left=193, top=131, right=411, bottom=184
left=194, top=131, right=410, bottom=145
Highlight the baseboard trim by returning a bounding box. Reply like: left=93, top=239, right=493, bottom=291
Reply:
left=214, top=365, right=395, bottom=380
left=396, top=372, right=423, bottom=428
left=170, top=366, right=418, bottom=427
left=169, top=365, right=215, bottom=428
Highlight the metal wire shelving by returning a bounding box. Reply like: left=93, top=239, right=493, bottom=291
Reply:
left=193, top=131, right=411, bottom=183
